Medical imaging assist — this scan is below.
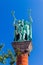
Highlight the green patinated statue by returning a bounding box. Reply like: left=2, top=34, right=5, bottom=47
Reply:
left=12, top=10, right=32, bottom=42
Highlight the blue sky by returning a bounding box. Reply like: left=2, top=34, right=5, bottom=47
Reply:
left=0, top=0, right=43, bottom=65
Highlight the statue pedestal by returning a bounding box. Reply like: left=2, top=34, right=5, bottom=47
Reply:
left=12, top=41, right=32, bottom=65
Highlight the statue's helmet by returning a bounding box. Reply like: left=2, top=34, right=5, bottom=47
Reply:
left=18, top=20, right=21, bottom=23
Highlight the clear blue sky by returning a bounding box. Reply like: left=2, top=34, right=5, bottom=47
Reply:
left=0, top=0, right=43, bottom=65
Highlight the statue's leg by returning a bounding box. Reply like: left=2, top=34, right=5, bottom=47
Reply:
left=23, top=33, right=25, bottom=40
left=20, top=33, right=22, bottom=40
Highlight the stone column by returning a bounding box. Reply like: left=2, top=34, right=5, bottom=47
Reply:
left=16, top=53, right=28, bottom=65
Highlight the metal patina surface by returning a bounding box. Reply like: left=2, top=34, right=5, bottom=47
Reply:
left=13, top=11, right=32, bottom=42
